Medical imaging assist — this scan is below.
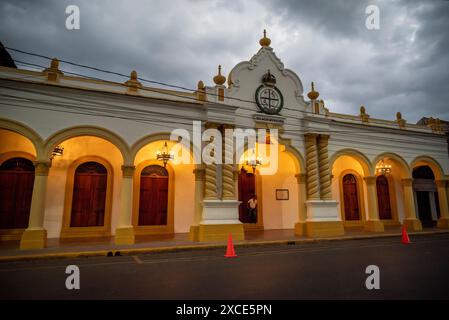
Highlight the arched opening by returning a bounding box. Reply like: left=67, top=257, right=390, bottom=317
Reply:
left=342, top=173, right=360, bottom=221
left=55, top=136, right=121, bottom=239
left=70, top=161, right=108, bottom=227
left=331, top=151, right=371, bottom=227
left=0, top=158, right=35, bottom=229
left=133, top=139, right=193, bottom=235
left=376, top=175, right=392, bottom=220
left=237, top=142, right=301, bottom=231
left=138, top=165, right=169, bottom=226
left=413, top=165, right=438, bottom=227
left=372, top=153, right=410, bottom=225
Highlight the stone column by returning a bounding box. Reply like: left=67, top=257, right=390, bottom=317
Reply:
left=363, top=176, right=384, bottom=232
left=304, top=134, right=319, bottom=200
left=294, top=173, right=307, bottom=235
left=20, top=161, right=51, bottom=250
left=317, top=134, right=332, bottom=200
left=436, top=179, right=449, bottom=229
left=401, top=178, right=423, bottom=231
left=189, top=165, right=205, bottom=241
left=303, top=134, right=344, bottom=237
left=115, top=165, right=135, bottom=245
left=222, top=125, right=235, bottom=200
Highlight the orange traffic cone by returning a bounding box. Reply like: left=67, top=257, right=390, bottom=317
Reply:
left=224, top=233, right=237, bottom=258
left=401, top=225, right=411, bottom=244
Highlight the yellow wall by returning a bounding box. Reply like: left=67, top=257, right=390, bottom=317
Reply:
left=259, top=150, right=298, bottom=230
left=134, top=141, right=195, bottom=233
left=0, top=129, right=36, bottom=156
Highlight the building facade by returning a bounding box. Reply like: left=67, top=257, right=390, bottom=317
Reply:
left=1, top=32, right=449, bottom=250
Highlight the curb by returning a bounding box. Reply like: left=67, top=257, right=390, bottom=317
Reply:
left=1, top=230, right=448, bottom=262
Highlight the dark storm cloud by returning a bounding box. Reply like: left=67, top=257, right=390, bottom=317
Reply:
left=0, top=0, right=448, bottom=122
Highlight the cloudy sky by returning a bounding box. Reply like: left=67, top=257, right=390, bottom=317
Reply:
left=0, top=0, right=448, bottom=122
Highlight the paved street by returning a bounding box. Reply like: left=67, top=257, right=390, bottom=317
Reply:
left=1, top=233, right=449, bottom=299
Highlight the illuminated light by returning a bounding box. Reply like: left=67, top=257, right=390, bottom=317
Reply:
left=376, top=159, right=392, bottom=175
left=51, top=145, right=64, bottom=159
left=156, top=141, right=174, bottom=168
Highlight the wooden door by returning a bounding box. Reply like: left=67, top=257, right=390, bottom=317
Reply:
left=0, top=158, right=35, bottom=229
left=138, top=165, right=168, bottom=226
left=238, top=168, right=256, bottom=223
left=416, top=191, right=433, bottom=226
left=70, top=162, right=107, bottom=227
left=376, top=175, right=392, bottom=219
left=343, top=174, right=360, bottom=221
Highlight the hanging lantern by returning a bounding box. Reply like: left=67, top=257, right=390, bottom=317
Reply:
left=156, top=141, right=174, bottom=168
left=376, top=159, right=392, bottom=175
left=51, top=145, right=64, bottom=159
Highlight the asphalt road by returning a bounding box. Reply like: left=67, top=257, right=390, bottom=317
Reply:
left=1, top=233, right=449, bottom=299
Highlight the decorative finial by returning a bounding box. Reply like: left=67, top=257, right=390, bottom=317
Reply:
left=360, top=105, right=366, bottom=114
left=44, top=57, right=63, bottom=81
left=197, top=80, right=205, bottom=89
left=124, top=69, right=142, bottom=90
left=259, top=29, right=271, bottom=47
left=359, top=105, right=370, bottom=122
left=50, top=58, right=59, bottom=70
left=396, top=112, right=402, bottom=120
left=307, top=81, right=319, bottom=100
left=213, top=65, right=226, bottom=85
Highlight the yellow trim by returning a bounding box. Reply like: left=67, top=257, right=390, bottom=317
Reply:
left=198, top=223, right=244, bottom=242
left=60, top=156, right=113, bottom=239
left=339, top=169, right=366, bottom=227
left=306, top=221, right=344, bottom=237
left=132, top=160, right=175, bottom=235
left=19, top=228, right=47, bottom=250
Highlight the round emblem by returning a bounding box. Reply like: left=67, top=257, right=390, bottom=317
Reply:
left=255, top=85, right=284, bottom=115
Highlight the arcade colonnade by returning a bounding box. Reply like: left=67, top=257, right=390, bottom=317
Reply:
left=1, top=118, right=449, bottom=250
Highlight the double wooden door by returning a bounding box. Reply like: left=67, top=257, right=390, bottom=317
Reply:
left=138, top=165, right=168, bottom=226
left=376, top=175, right=392, bottom=219
left=343, top=174, right=360, bottom=221
left=238, top=168, right=256, bottom=223
left=70, top=162, right=107, bottom=227
left=0, top=158, right=35, bottom=229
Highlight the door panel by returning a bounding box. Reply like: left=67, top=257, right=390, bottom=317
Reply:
left=343, top=174, right=360, bottom=221
left=70, top=162, right=107, bottom=227
left=138, top=165, right=169, bottom=226
left=376, top=175, right=392, bottom=220
left=238, top=168, right=256, bottom=223
left=0, top=158, right=35, bottom=229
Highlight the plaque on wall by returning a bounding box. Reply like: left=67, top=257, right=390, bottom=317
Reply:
left=276, top=189, right=289, bottom=200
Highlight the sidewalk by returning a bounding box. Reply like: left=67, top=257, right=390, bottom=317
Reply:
left=1, top=227, right=448, bottom=262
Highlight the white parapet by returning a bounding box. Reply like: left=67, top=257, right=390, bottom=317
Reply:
left=305, top=200, right=341, bottom=222
left=201, top=199, right=242, bottom=225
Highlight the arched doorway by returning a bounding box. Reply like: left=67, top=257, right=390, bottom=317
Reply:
left=413, top=166, right=438, bottom=227
left=238, top=167, right=256, bottom=223
left=0, top=158, right=35, bottom=229
left=376, top=175, right=392, bottom=220
left=70, top=161, right=108, bottom=227
left=138, top=165, right=168, bottom=226
left=342, top=173, right=360, bottom=221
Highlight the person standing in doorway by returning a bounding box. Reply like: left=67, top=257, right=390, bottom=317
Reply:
left=247, top=194, right=258, bottom=223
